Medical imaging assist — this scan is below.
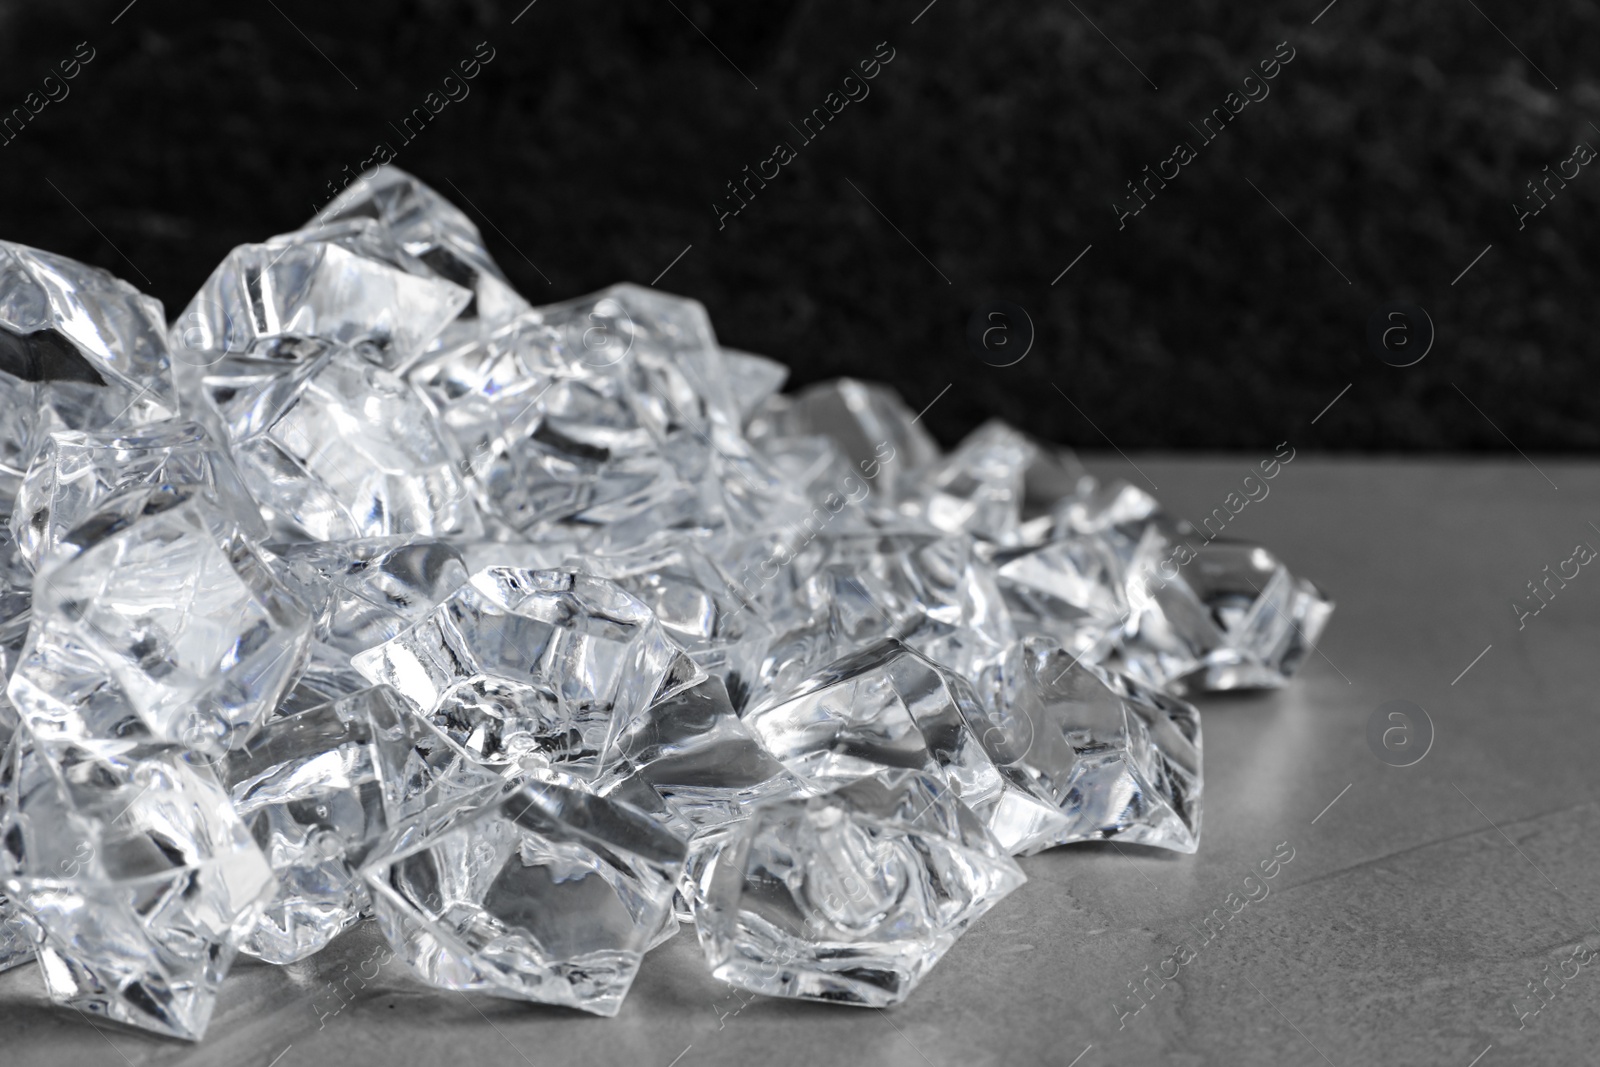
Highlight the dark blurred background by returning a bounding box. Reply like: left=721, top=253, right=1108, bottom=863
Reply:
left=0, top=0, right=1593, bottom=452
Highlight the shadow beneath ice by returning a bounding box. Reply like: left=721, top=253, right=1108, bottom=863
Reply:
left=382, top=984, right=603, bottom=1025
left=1190, top=687, right=1286, bottom=703
left=712, top=990, right=883, bottom=1023
left=1050, top=839, right=1190, bottom=862
left=1190, top=686, right=1293, bottom=710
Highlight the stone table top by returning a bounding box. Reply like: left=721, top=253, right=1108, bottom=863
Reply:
left=5, top=456, right=1598, bottom=1067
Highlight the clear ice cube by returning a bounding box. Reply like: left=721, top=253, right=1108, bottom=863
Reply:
left=693, top=768, right=1024, bottom=1007
left=362, top=775, right=686, bottom=1016
left=7, top=490, right=312, bottom=756
left=211, top=344, right=482, bottom=541
left=0, top=735, right=274, bottom=1039
left=352, top=568, right=696, bottom=772
left=982, top=636, right=1202, bottom=853
left=11, top=418, right=265, bottom=570
left=1121, top=532, right=1334, bottom=694
left=743, top=640, right=1070, bottom=853
left=171, top=220, right=471, bottom=372
left=0, top=241, right=176, bottom=415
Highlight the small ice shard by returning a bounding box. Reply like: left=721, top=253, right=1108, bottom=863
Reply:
left=0, top=736, right=274, bottom=1040
left=720, top=347, right=788, bottom=426
left=224, top=684, right=500, bottom=963
left=693, top=768, right=1024, bottom=1007
left=1120, top=532, right=1334, bottom=694
left=771, top=379, right=940, bottom=505
left=202, top=341, right=481, bottom=541
left=352, top=568, right=697, bottom=772
left=10, top=419, right=265, bottom=570
left=171, top=219, right=471, bottom=372
left=755, top=532, right=1014, bottom=706
left=991, top=533, right=1128, bottom=667
left=743, top=640, right=1069, bottom=853
left=362, top=775, right=687, bottom=1016
left=311, top=166, right=530, bottom=329
left=982, top=637, right=1201, bottom=853
left=278, top=538, right=471, bottom=656
left=904, top=421, right=1089, bottom=547
left=583, top=541, right=773, bottom=713
left=7, top=489, right=312, bottom=756
left=0, top=241, right=176, bottom=414
left=601, top=672, right=808, bottom=832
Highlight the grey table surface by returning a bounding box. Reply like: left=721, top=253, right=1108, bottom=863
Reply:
left=4, top=455, right=1599, bottom=1067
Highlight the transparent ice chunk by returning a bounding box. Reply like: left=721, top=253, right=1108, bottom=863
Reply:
left=171, top=220, right=471, bottom=373
left=311, top=166, right=529, bottom=330
left=7, top=490, right=312, bottom=756
left=224, top=682, right=502, bottom=963
left=720, top=347, right=788, bottom=426
left=1121, top=532, right=1334, bottom=694
left=755, top=532, right=1014, bottom=707
left=362, top=775, right=686, bottom=1016
left=908, top=420, right=1087, bottom=547
left=743, top=640, right=1069, bottom=853
left=352, top=568, right=696, bottom=772
left=601, top=672, right=808, bottom=833
left=0, top=241, right=176, bottom=414
left=10, top=419, right=264, bottom=571
left=770, top=378, right=940, bottom=506
left=278, top=538, right=471, bottom=656
left=693, top=768, right=1024, bottom=1007
left=0, top=736, right=274, bottom=1040
left=204, top=342, right=481, bottom=541
left=982, top=637, right=1202, bottom=853
left=991, top=533, right=1128, bottom=667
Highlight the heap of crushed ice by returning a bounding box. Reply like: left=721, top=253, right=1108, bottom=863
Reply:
left=0, top=168, right=1331, bottom=1038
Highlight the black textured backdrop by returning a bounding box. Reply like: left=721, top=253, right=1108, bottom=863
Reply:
left=0, top=0, right=1593, bottom=452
